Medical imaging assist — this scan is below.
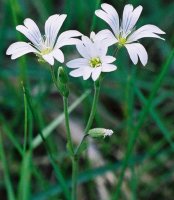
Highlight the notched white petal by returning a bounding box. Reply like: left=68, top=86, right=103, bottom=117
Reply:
left=125, top=43, right=148, bottom=66
left=6, top=42, right=38, bottom=59
left=56, top=30, right=82, bottom=48
left=45, top=14, right=67, bottom=48
left=127, top=24, right=166, bottom=42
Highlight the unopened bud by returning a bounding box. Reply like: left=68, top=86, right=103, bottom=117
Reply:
left=88, top=128, right=113, bottom=138
left=58, top=66, right=68, bottom=84
left=57, top=66, right=69, bottom=97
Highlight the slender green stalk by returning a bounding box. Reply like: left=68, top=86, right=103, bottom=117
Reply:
left=112, top=49, right=174, bottom=200
left=84, top=81, right=101, bottom=133
left=72, top=156, right=78, bottom=200
left=50, top=66, right=76, bottom=199
left=23, top=84, right=28, bottom=154
left=63, top=96, right=74, bottom=154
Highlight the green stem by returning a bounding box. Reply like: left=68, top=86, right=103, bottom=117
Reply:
left=50, top=66, right=76, bottom=199
left=84, top=81, right=101, bottom=133
left=72, top=156, right=78, bottom=200
left=63, top=97, right=74, bottom=154
left=75, top=134, right=89, bottom=155
left=23, top=84, right=28, bottom=154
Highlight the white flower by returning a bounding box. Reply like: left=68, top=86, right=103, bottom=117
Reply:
left=6, top=14, right=82, bottom=65
left=95, top=3, right=165, bottom=66
left=66, top=34, right=117, bottom=81
left=103, top=129, right=113, bottom=138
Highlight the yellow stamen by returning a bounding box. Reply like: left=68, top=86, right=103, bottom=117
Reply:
left=89, top=57, right=101, bottom=68
left=40, top=47, right=52, bottom=55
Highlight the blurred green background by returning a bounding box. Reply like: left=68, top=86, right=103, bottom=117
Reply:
left=0, top=0, right=174, bottom=199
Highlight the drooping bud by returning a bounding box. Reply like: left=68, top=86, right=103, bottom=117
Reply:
left=88, top=128, right=114, bottom=138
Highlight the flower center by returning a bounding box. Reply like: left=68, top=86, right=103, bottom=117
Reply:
left=89, top=57, right=101, bottom=68
left=118, top=36, right=127, bottom=46
left=40, top=47, right=52, bottom=55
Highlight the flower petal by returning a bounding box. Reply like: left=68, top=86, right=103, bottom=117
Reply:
left=16, top=19, right=42, bottom=49
left=69, top=68, right=84, bottom=77
left=95, top=3, right=119, bottom=35
left=121, top=4, right=133, bottom=35
left=56, top=30, right=82, bottom=48
left=66, top=58, right=89, bottom=68
left=83, top=67, right=93, bottom=80
left=92, top=67, right=102, bottom=81
left=125, top=43, right=148, bottom=66
left=127, top=24, right=165, bottom=42
left=121, top=5, right=143, bottom=36
left=101, top=56, right=116, bottom=63
left=52, top=48, right=64, bottom=63
left=6, top=42, right=38, bottom=59
left=95, top=29, right=118, bottom=46
left=45, top=14, right=67, bottom=48
left=76, top=43, right=91, bottom=59
left=42, top=53, right=54, bottom=65
left=102, top=64, right=117, bottom=72
left=129, top=5, right=143, bottom=31
left=24, top=18, right=42, bottom=40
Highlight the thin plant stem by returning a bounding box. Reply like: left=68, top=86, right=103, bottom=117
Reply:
left=75, top=134, right=89, bottom=155
left=50, top=66, right=76, bottom=199
left=84, top=81, right=101, bottom=133
left=63, top=96, right=74, bottom=154
left=72, top=156, right=78, bottom=200
left=22, top=83, right=28, bottom=154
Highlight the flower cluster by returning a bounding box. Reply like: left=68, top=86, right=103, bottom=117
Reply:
left=6, top=3, right=165, bottom=80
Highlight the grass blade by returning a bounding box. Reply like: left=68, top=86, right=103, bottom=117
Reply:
left=17, top=151, right=32, bottom=200
left=112, top=48, right=174, bottom=200
left=0, top=130, right=16, bottom=200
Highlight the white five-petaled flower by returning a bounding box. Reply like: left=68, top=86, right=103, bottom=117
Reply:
left=66, top=34, right=117, bottom=81
left=6, top=14, right=82, bottom=65
left=95, top=3, right=165, bottom=66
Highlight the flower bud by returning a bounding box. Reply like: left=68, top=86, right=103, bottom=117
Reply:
left=88, top=128, right=113, bottom=138
left=58, top=66, right=68, bottom=84
left=57, top=66, right=69, bottom=97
